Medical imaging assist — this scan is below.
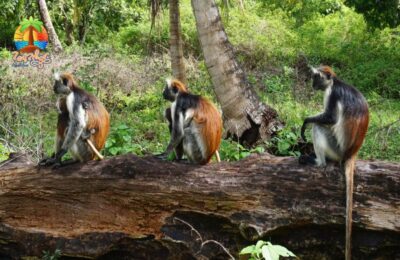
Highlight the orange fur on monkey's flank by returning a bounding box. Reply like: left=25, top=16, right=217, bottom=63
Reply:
left=193, top=97, right=223, bottom=163
left=86, top=100, right=110, bottom=155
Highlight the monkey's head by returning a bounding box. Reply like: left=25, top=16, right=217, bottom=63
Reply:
left=53, top=73, right=76, bottom=95
left=163, top=79, right=188, bottom=102
left=310, top=66, right=336, bottom=91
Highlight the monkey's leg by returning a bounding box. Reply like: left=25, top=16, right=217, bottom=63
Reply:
left=39, top=134, right=64, bottom=166
left=174, top=141, right=184, bottom=161
left=55, top=117, right=85, bottom=165
left=311, top=124, right=330, bottom=167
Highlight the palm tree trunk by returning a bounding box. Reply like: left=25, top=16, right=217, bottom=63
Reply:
left=169, top=0, right=186, bottom=84
left=191, top=0, right=282, bottom=147
left=28, top=26, right=34, bottom=46
left=38, top=0, right=63, bottom=53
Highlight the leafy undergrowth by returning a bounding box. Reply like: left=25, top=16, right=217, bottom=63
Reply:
left=0, top=49, right=398, bottom=163
left=1, top=0, right=399, bottom=163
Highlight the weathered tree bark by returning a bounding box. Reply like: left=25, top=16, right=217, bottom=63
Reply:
left=0, top=154, right=399, bottom=259
left=169, top=0, right=187, bottom=84
left=38, top=0, right=63, bottom=53
left=191, top=0, right=282, bottom=147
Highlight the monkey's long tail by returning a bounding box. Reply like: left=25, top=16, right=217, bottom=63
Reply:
left=215, top=150, right=221, bottom=163
left=86, top=139, right=104, bottom=160
left=345, top=157, right=355, bottom=260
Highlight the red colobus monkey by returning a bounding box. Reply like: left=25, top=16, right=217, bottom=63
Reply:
left=40, top=73, right=110, bottom=167
left=299, top=66, right=369, bottom=260
left=160, top=79, right=222, bottom=165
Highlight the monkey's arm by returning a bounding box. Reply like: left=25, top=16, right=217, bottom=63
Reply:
left=53, top=107, right=86, bottom=165
left=301, top=95, right=338, bottom=142
left=156, top=109, right=185, bottom=161
left=165, top=111, right=184, bottom=154
left=164, top=107, right=184, bottom=160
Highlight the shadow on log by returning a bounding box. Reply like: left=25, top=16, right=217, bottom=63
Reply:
left=0, top=153, right=399, bottom=259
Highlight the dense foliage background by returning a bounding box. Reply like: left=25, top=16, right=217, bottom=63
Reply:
left=0, top=0, right=399, bottom=162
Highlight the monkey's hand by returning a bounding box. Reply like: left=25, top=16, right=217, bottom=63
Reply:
left=81, top=128, right=95, bottom=140
left=300, top=122, right=307, bottom=142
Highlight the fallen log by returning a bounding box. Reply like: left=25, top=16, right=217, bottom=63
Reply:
left=0, top=153, right=399, bottom=259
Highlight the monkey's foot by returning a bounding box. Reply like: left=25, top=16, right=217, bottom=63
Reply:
left=298, top=155, right=317, bottom=165
left=174, top=158, right=191, bottom=164
left=38, top=157, right=57, bottom=167
left=52, top=159, right=79, bottom=169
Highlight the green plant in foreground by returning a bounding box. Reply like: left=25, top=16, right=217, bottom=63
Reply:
left=42, top=249, right=61, bottom=260
left=240, top=240, right=296, bottom=260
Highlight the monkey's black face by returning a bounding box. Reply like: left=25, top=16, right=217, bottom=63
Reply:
left=311, top=72, right=330, bottom=91
left=53, top=78, right=71, bottom=95
left=163, top=85, right=177, bottom=102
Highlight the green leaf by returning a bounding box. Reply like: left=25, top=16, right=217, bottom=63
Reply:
left=117, top=124, right=129, bottom=130
left=261, top=246, right=273, bottom=260
left=109, top=147, right=119, bottom=155
left=32, top=21, right=43, bottom=32
left=255, top=240, right=267, bottom=251
left=265, top=244, right=280, bottom=260
left=278, top=141, right=290, bottom=152
left=239, top=245, right=256, bottom=255
left=270, top=244, right=296, bottom=257
left=20, top=24, right=30, bottom=32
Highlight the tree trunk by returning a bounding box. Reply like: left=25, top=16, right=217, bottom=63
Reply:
left=28, top=26, right=34, bottom=46
left=169, top=0, right=187, bottom=84
left=0, top=153, right=399, bottom=259
left=191, top=0, right=282, bottom=147
left=38, top=0, right=63, bottom=53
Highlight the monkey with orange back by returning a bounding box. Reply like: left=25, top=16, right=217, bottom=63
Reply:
left=159, top=79, right=222, bottom=165
left=300, top=66, right=369, bottom=260
left=40, top=73, right=110, bottom=167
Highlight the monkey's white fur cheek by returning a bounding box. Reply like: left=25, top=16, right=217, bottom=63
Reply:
left=166, top=78, right=172, bottom=87
left=54, top=72, right=60, bottom=81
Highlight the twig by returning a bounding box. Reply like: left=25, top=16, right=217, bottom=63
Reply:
left=173, top=217, right=235, bottom=260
